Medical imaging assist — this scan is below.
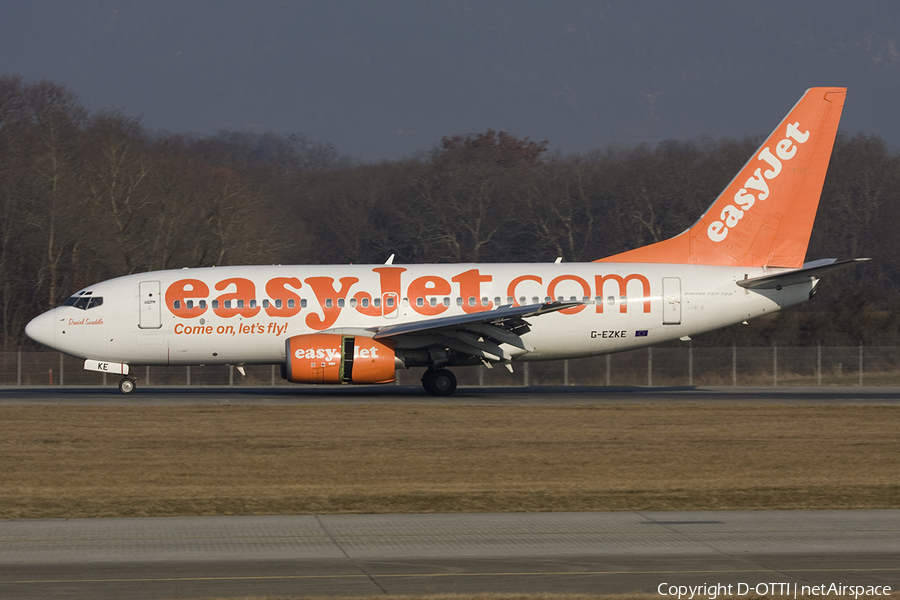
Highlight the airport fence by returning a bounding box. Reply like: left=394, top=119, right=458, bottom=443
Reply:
left=1, top=345, right=899, bottom=388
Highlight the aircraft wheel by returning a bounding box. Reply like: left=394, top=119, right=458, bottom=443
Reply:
left=421, top=369, right=437, bottom=395
left=430, top=369, right=457, bottom=396
left=118, top=377, right=136, bottom=395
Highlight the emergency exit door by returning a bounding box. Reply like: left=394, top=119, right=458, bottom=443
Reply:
left=383, top=292, right=399, bottom=319
left=662, top=277, right=682, bottom=325
left=139, top=281, right=162, bottom=329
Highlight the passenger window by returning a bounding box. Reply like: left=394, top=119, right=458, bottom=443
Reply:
left=416, top=297, right=424, bottom=307
left=199, top=300, right=207, bottom=309
left=325, top=298, right=333, bottom=308
left=532, top=296, right=539, bottom=304
left=186, top=300, right=193, bottom=309
left=250, top=299, right=257, bottom=309
left=494, top=297, right=501, bottom=306
left=456, top=297, right=463, bottom=306
left=301, top=299, right=307, bottom=308
left=620, top=295, right=627, bottom=305
left=275, top=299, right=282, bottom=309
left=173, top=300, right=181, bottom=310
left=262, top=299, right=269, bottom=308
left=338, top=298, right=345, bottom=308
left=288, top=299, right=295, bottom=308
left=224, top=300, right=232, bottom=309
left=386, top=297, right=395, bottom=307
left=361, top=297, right=369, bottom=308
left=212, top=300, right=219, bottom=309
left=350, top=298, right=357, bottom=308
left=237, top=299, right=244, bottom=309
left=607, top=296, right=615, bottom=305
left=468, top=297, right=476, bottom=306
left=373, top=298, right=381, bottom=308
left=443, top=298, right=450, bottom=307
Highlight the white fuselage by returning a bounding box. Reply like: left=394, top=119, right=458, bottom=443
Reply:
left=27, top=262, right=811, bottom=367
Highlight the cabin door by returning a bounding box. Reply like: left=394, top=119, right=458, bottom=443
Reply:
left=139, top=281, right=162, bottom=329
left=662, top=277, right=682, bottom=325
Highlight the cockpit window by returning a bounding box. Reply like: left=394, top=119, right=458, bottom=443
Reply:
left=62, top=295, right=103, bottom=310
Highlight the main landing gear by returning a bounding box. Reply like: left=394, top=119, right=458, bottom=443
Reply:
left=118, top=376, right=137, bottom=395
left=421, top=368, right=457, bottom=396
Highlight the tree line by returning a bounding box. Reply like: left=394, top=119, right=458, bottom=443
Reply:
left=2, top=76, right=898, bottom=350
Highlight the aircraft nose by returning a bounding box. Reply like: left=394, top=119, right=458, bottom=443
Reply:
left=25, top=310, right=56, bottom=348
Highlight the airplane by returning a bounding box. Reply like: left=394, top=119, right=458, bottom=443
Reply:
left=25, top=87, right=866, bottom=396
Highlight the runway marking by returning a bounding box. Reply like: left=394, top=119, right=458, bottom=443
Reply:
left=5, top=567, right=900, bottom=585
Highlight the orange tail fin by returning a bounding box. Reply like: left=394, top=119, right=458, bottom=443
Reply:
left=596, top=87, right=846, bottom=267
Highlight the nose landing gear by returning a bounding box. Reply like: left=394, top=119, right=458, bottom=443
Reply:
left=421, top=368, right=457, bottom=396
left=118, top=376, right=137, bottom=395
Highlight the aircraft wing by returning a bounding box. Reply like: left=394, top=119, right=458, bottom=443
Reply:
left=737, top=258, right=870, bottom=290
left=369, top=301, right=581, bottom=362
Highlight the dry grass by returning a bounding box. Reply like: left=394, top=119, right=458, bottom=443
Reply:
left=1, top=403, right=899, bottom=519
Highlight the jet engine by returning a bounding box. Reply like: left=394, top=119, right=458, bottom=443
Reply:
left=284, top=333, right=396, bottom=384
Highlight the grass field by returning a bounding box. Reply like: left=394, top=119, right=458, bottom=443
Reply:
left=1, top=403, right=898, bottom=519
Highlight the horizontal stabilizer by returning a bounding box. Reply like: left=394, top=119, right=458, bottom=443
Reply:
left=737, top=258, right=870, bottom=290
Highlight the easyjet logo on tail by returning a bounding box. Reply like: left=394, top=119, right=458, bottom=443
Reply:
left=707, top=122, right=809, bottom=243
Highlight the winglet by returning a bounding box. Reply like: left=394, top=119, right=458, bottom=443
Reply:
left=597, top=87, right=846, bottom=267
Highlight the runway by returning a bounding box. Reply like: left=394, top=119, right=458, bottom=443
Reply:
left=1, top=510, right=898, bottom=599
left=2, top=385, right=900, bottom=405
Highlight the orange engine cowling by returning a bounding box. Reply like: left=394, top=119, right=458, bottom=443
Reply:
left=284, top=333, right=396, bottom=384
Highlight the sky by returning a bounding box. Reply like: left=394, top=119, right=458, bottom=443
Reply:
left=1, top=0, right=898, bottom=161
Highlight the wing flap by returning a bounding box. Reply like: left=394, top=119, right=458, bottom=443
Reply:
left=369, top=301, right=580, bottom=363
left=370, top=302, right=583, bottom=366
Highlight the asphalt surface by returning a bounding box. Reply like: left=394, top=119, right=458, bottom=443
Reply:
left=2, top=385, right=900, bottom=405
left=1, top=510, right=898, bottom=599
